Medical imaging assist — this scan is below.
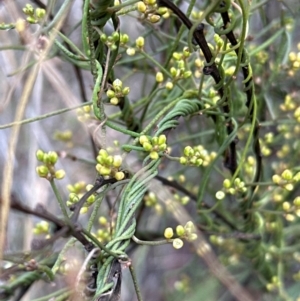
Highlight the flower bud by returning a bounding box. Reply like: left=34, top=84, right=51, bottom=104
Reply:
left=164, top=227, right=174, bottom=239
left=173, top=238, right=183, bottom=249
left=150, top=151, right=159, bottom=160
left=55, top=169, right=65, bottom=179
left=176, top=225, right=185, bottom=236
left=143, top=142, right=152, bottom=151
left=165, top=82, right=173, bottom=90
left=35, top=8, right=46, bottom=19
left=113, top=155, right=123, bottom=167
left=149, top=14, right=160, bottom=23
left=111, top=32, right=119, bottom=42
left=115, top=171, right=125, bottom=181
left=137, top=1, right=147, bottom=13
left=36, top=165, right=49, bottom=177
left=122, top=87, right=130, bottom=95
left=106, top=89, right=115, bottom=98
left=139, top=135, right=149, bottom=145
left=100, top=34, right=107, bottom=42
left=126, top=48, right=136, bottom=56
left=110, top=97, right=119, bottom=105
left=156, top=72, right=164, bottom=83
left=36, top=149, right=44, bottom=161
left=136, top=36, right=144, bottom=48
left=48, top=151, right=58, bottom=164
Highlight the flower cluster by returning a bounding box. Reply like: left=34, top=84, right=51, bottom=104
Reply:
left=94, top=216, right=114, bottom=243
left=106, top=79, right=130, bottom=105
left=164, top=221, right=197, bottom=249
left=100, top=32, right=129, bottom=51
left=287, top=43, right=300, bottom=75
left=179, top=145, right=216, bottom=167
left=22, top=4, right=45, bottom=24
left=139, top=134, right=167, bottom=160
left=215, top=178, right=247, bottom=200
left=96, top=149, right=125, bottom=180
left=76, top=105, right=93, bottom=122
left=36, top=150, right=65, bottom=180
left=272, top=169, right=300, bottom=191
left=66, top=181, right=95, bottom=213
left=143, top=191, right=162, bottom=214
left=136, top=0, right=169, bottom=24
left=33, top=221, right=50, bottom=236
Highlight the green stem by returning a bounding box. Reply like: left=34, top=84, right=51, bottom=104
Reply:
left=49, top=179, right=70, bottom=220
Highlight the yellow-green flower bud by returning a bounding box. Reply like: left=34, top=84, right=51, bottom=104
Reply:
left=105, top=155, right=114, bottom=165
left=223, top=179, right=231, bottom=188
left=120, top=33, right=129, bottom=44
left=83, top=105, right=91, bottom=113
left=195, top=159, right=203, bottom=166
left=149, top=14, right=160, bottom=23
left=69, top=192, right=79, bottom=203
left=185, top=221, right=195, bottom=232
left=165, top=82, right=173, bottom=90
left=158, top=143, right=167, bottom=151
left=126, top=48, right=136, bottom=56
left=156, top=72, right=164, bottom=83
left=150, top=151, right=159, bottom=160
left=143, top=142, right=152, bottom=151
left=157, top=7, right=167, bottom=15
left=87, top=195, right=95, bottom=204
left=36, top=165, right=49, bottom=177
left=113, top=79, right=122, bottom=91
left=35, top=8, right=46, bottom=19
left=282, top=201, right=291, bottom=211
left=136, top=36, right=144, bottom=48
left=36, top=149, right=44, bottom=162
left=177, top=60, right=185, bottom=69
left=294, top=197, right=300, bottom=207
left=181, top=196, right=189, bottom=205
left=164, top=227, right=174, bottom=239
left=122, top=87, right=130, bottom=95
left=80, top=207, right=88, bottom=214
left=55, top=169, right=65, bottom=179
left=183, top=146, right=193, bottom=157
left=48, top=151, right=58, bottom=164
left=170, top=67, right=177, bottom=77
left=195, top=58, right=202, bottom=68
left=139, top=135, right=149, bottom=145
left=158, top=134, right=166, bottom=145
left=115, top=171, right=125, bottom=181
left=27, top=16, right=37, bottom=24
left=176, top=225, right=185, bottom=236
left=173, top=238, right=183, bottom=249
left=110, top=97, right=119, bottom=105
left=100, top=34, right=107, bottom=42
left=179, top=157, right=187, bottom=165
left=106, top=89, right=115, bottom=98
left=99, top=216, right=107, bottom=225
left=172, top=52, right=182, bottom=60
left=113, top=155, right=123, bottom=168
left=99, top=166, right=111, bottom=176
left=23, top=4, right=34, bottom=15
left=183, top=71, right=192, bottom=78
left=137, top=1, right=147, bottom=13
left=215, top=191, right=225, bottom=200
left=183, top=47, right=190, bottom=58
left=272, top=174, right=281, bottom=184
left=281, top=169, right=293, bottom=181
left=111, top=32, right=120, bottom=42
left=99, top=149, right=108, bottom=158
